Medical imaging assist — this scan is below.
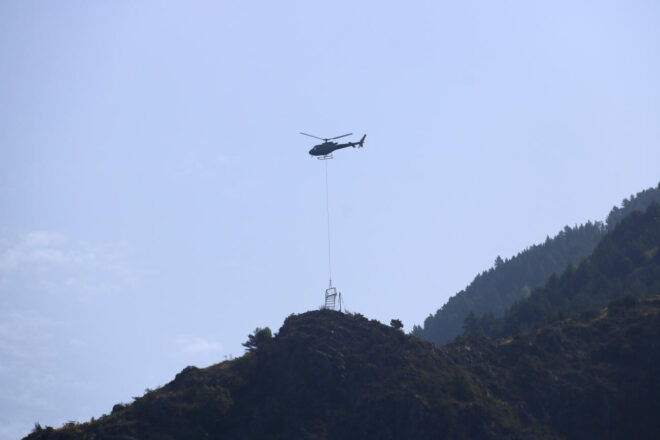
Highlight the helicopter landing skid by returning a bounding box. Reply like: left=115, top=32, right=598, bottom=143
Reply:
left=317, top=154, right=333, bottom=160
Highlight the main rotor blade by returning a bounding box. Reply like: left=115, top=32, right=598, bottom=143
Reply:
left=328, top=133, right=353, bottom=140
left=300, top=132, right=326, bottom=141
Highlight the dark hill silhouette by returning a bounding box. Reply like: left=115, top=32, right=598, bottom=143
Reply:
left=27, top=296, right=660, bottom=439
left=413, top=182, right=660, bottom=344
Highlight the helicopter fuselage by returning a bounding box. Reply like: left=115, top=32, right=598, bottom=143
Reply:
left=309, top=141, right=358, bottom=157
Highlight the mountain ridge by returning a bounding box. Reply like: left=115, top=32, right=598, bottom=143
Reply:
left=413, top=182, right=660, bottom=344
left=465, top=202, right=660, bottom=338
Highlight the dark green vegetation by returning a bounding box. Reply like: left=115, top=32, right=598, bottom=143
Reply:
left=466, top=203, right=660, bottom=338
left=26, top=297, right=660, bottom=440
left=413, top=183, right=660, bottom=344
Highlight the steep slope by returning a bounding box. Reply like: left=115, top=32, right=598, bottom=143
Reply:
left=467, top=203, right=660, bottom=338
left=414, top=182, right=660, bottom=344
left=413, top=222, right=604, bottom=343
left=27, top=296, right=660, bottom=440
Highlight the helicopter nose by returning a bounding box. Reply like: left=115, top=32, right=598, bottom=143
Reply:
left=309, top=148, right=314, bottom=155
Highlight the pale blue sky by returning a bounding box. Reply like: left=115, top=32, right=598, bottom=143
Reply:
left=2, top=1, right=659, bottom=438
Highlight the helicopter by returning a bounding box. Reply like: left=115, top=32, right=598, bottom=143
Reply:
left=301, top=132, right=366, bottom=159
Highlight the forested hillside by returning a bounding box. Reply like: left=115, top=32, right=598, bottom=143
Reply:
left=26, top=297, right=660, bottom=440
left=465, top=203, right=660, bottom=338
left=413, top=182, right=660, bottom=344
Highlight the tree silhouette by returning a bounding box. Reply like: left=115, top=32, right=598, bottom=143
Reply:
left=242, top=327, right=272, bottom=352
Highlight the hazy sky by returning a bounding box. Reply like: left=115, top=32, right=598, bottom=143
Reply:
left=2, top=1, right=659, bottom=438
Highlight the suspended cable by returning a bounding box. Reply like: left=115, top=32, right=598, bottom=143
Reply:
left=325, top=159, right=333, bottom=287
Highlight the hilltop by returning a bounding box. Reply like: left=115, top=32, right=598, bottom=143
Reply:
left=27, top=295, right=660, bottom=439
